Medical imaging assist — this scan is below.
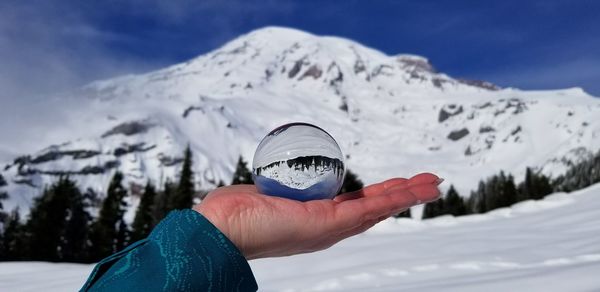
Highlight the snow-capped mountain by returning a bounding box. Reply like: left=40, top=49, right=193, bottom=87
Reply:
left=1, top=26, right=599, bottom=214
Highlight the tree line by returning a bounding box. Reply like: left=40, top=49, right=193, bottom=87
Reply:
left=3, top=147, right=595, bottom=262
left=422, top=149, right=600, bottom=219
left=0, top=146, right=196, bottom=262
left=0, top=147, right=364, bottom=262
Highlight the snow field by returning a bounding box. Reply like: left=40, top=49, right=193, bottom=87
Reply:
left=1, top=183, right=598, bottom=291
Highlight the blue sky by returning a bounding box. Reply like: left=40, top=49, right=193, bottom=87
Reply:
left=1, top=0, right=599, bottom=99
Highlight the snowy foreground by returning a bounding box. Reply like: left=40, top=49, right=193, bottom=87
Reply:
left=2, top=183, right=599, bottom=291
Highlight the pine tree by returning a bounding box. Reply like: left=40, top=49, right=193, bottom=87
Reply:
left=24, top=177, right=81, bottom=261
left=61, top=181, right=92, bottom=262
left=89, top=171, right=129, bottom=261
left=494, top=173, right=518, bottom=208
left=169, top=145, right=195, bottom=210
left=115, top=219, right=129, bottom=253
left=554, top=150, right=600, bottom=192
left=534, top=173, right=553, bottom=200
left=444, top=185, right=467, bottom=216
left=0, top=208, right=24, bottom=260
left=423, top=197, right=444, bottom=219
left=231, top=156, right=253, bottom=185
left=338, top=169, right=364, bottom=194
left=153, top=179, right=174, bottom=225
left=517, top=167, right=534, bottom=202
left=469, top=180, right=487, bottom=214
left=131, top=182, right=157, bottom=242
left=518, top=167, right=553, bottom=201
left=0, top=191, right=8, bottom=223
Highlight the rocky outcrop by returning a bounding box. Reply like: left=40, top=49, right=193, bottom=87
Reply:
left=113, top=143, right=156, bottom=157
left=102, top=121, right=154, bottom=138
left=439, top=104, right=464, bottom=122
left=448, top=128, right=470, bottom=141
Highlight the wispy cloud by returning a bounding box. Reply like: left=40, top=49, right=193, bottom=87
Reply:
left=0, top=0, right=297, bottom=101
left=0, top=0, right=298, bottom=156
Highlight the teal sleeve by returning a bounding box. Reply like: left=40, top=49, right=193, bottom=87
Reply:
left=80, top=209, right=258, bottom=292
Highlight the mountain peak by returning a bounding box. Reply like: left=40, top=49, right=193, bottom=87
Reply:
left=3, top=27, right=599, bottom=216
left=246, top=26, right=316, bottom=40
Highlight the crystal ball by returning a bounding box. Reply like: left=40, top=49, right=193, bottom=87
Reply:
left=252, top=122, right=346, bottom=201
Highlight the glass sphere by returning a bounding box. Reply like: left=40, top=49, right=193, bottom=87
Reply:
left=252, top=122, right=346, bottom=201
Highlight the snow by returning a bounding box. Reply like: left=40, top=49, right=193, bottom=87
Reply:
left=1, top=183, right=599, bottom=291
left=1, top=27, right=599, bottom=216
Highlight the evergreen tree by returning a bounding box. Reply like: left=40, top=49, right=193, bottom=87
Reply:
left=0, top=191, right=8, bottom=223
left=553, top=150, right=600, bottom=192
left=468, top=180, right=488, bottom=214
left=423, top=185, right=468, bottom=219
left=169, top=145, right=195, bottom=209
left=153, top=179, right=174, bottom=225
left=422, top=197, right=445, bottom=219
left=0, top=191, right=7, bottom=257
left=61, top=182, right=92, bottom=262
left=517, top=167, right=535, bottom=202
left=466, top=172, right=520, bottom=214
left=518, top=167, right=553, bottom=201
left=534, top=172, right=553, bottom=200
left=338, top=169, right=364, bottom=194
left=115, top=219, right=129, bottom=253
left=131, top=182, right=157, bottom=242
left=24, top=177, right=83, bottom=261
left=483, top=175, right=499, bottom=211
left=231, top=156, right=253, bottom=185
left=494, top=173, right=518, bottom=208
left=444, top=185, right=467, bottom=216
left=0, top=208, right=24, bottom=260
left=89, top=171, right=128, bottom=261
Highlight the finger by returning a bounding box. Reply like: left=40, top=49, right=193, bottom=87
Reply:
left=382, top=177, right=409, bottom=188
left=333, top=189, right=418, bottom=231
left=387, top=183, right=441, bottom=204
left=334, top=172, right=442, bottom=203
left=334, top=178, right=409, bottom=202
left=408, top=173, right=442, bottom=186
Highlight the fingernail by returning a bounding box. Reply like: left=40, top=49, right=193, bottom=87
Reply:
left=435, top=178, right=445, bottom=185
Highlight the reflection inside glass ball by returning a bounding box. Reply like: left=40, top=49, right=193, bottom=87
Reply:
left=252, top=122, right=346, bottom=201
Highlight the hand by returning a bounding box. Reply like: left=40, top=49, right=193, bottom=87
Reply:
left=193, top=173, right=442, bottom=260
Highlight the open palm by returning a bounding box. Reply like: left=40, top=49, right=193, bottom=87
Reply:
left=194, top=173, right=442, bottom=260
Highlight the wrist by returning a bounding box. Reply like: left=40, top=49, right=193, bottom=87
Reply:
left=192, top=204, right=253, bottom=259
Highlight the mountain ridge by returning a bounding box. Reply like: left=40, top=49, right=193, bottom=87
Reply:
left=1, top=26, right=599, bottom=217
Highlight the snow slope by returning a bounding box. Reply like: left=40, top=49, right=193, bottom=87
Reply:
left=1, top=183, right=599, bottom=291
left=1, top=26, right=600, bottom=216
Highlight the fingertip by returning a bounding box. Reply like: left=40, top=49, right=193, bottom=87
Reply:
left=408, top=173, right=440, bottom=186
